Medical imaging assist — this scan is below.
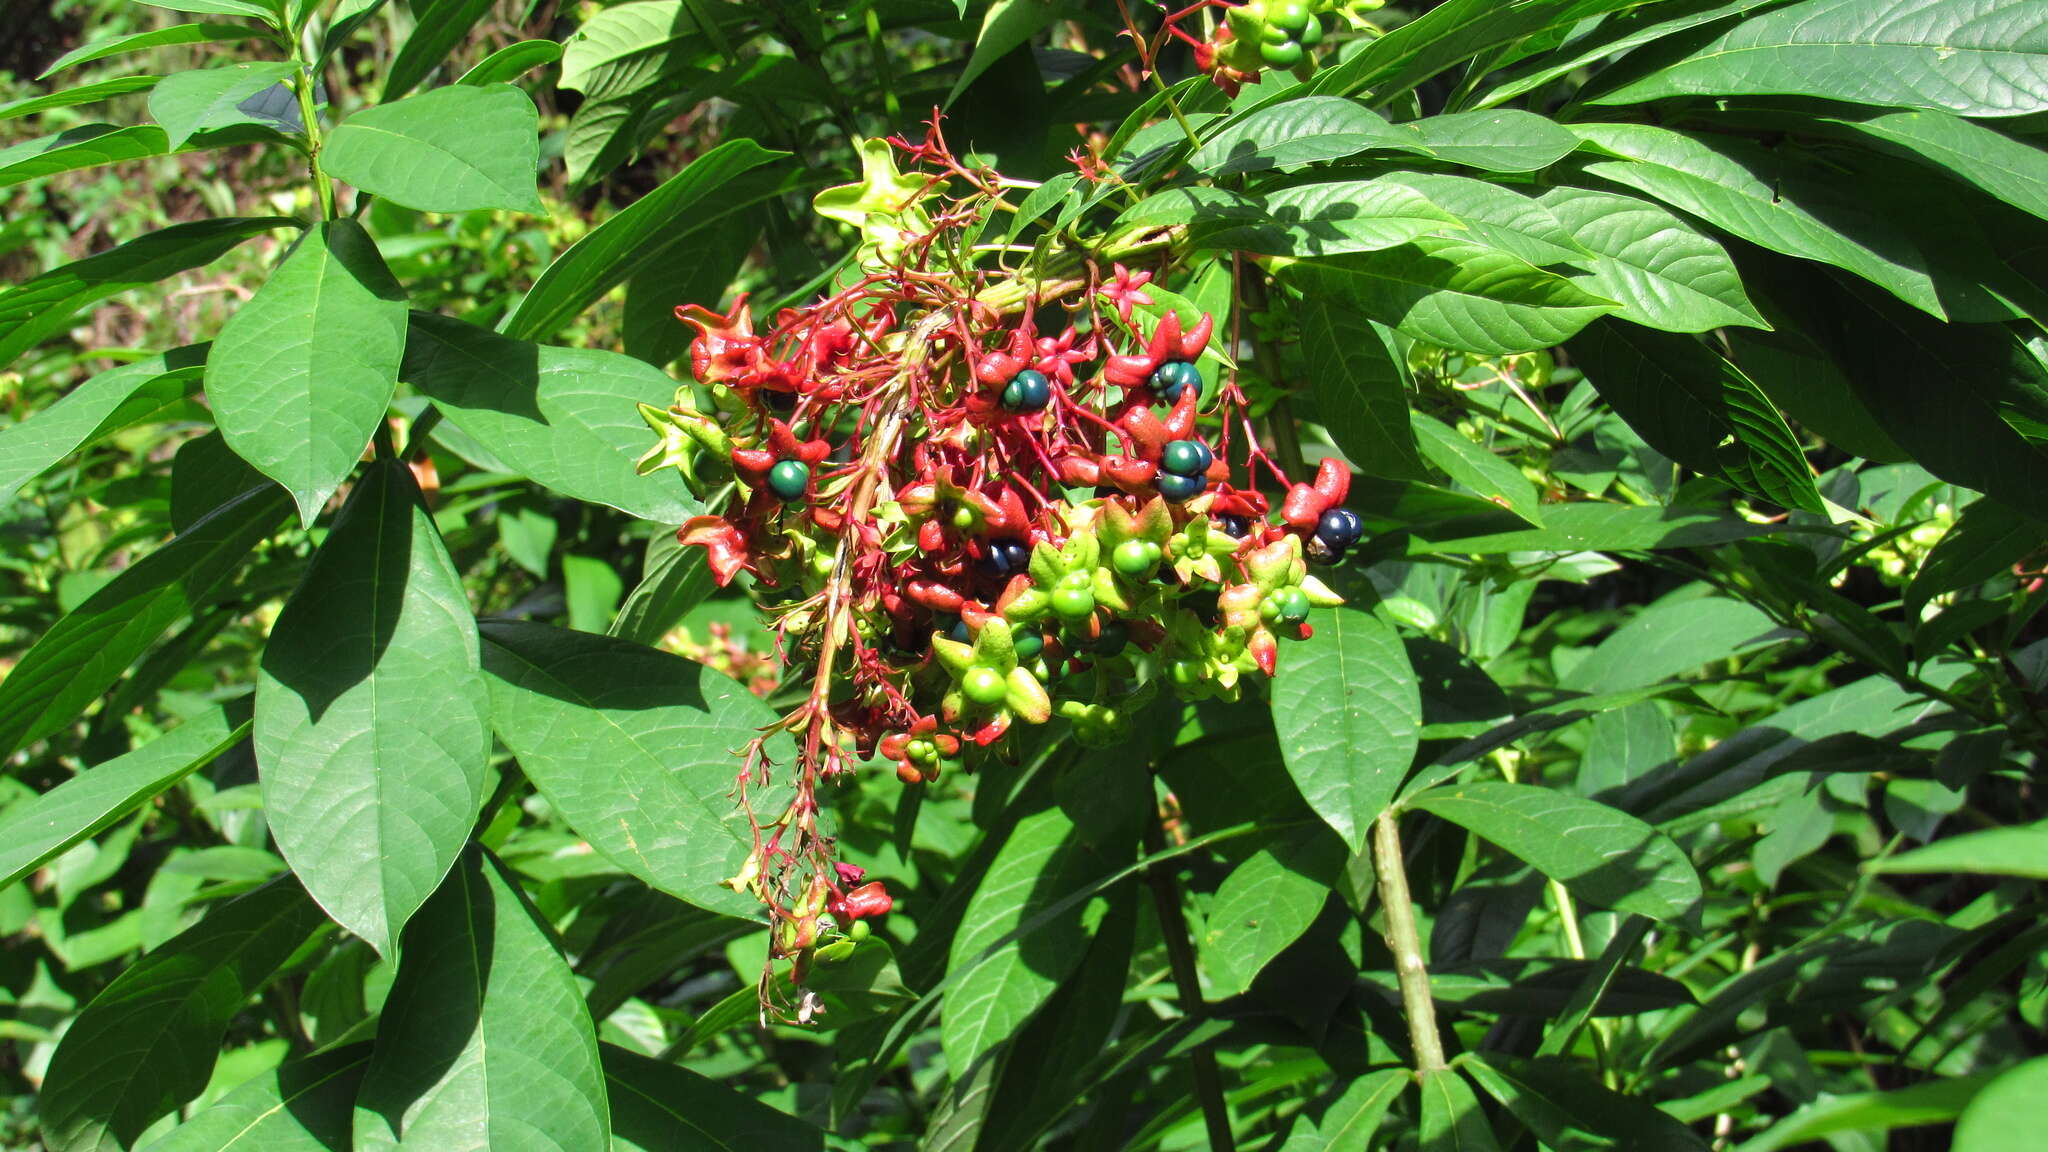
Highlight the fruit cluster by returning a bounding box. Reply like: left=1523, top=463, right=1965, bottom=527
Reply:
left=637, top=122, right=1354, bottom=1009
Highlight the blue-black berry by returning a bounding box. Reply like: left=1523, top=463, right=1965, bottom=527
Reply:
left=1214, top=513, right=1252, bottom=538
left=1001, top=369, right=1052, bottom=412
left=1315, top=507, right=1363, bottom=549
left=979, top=538, right=1031, bottom=577
left=1156, top=471, right=1205, bottom=501
left=1149, top=360, right=1202, bottom=405
left=1160, top=439, right=1213, bottom=477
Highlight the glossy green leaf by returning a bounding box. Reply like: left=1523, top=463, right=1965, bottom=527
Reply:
left=1409, top=782, right=1702, bottom=922
left=38, top=23, right=271, bottom=79
left=1954, top=1056, right=2048, bottom=1151
left=1280, top=235, right=1616, bottom=357
left=0, top=218, right=290, bottom=369
left=1298, top=294, right=1425, bottom=479
left=1134, top=181, right=1460, bottom=258
left=1461, top=1053, right=1710, bottom=1150
left=1589, top=0, right=2048, bottom=117
left=1474, top=0, right=1787, bottom=109
left=39, top=878, right=330, bottom=1152
left=137, top=0, right=275, bottom=19
left=1419, top=1067, right=1504, bottom=1152
left=205, top=219, right=407, bottom=525
left=1379, top=172, right=1589, bottom=265
left=621, top=213, right=757, bottom=367
left=1279, top=1070, right=1410, bottom=1151
left=476, top=620, right=785, bottom=918
left=0, top=485, right=288, bottom=761
left=323, top=85, right=543, bottom=214
left=382, top=0, right=495, bottom=99
left=1568, top=320, right=1822, bottom=512
left=1745, top=1073, right=1990, bottom=1152
left=942, top=806, right=1116, bottom=1072
left=1192, top=96, right=1405, bottom=174
left=1271, top=604, right=1422, bottom=853
left=148, top=63, right=298, bottom=148
left=1198, top=835, right=1337, bottom=996
left=609, top=530, right=715, bottom=647
left=558, top=0, right=723, bottom=100
left=140, top=1044, right=368, bottom=1152
left=502, top=137, right=784, bottom=341
left=605, top=1043, right=821, bottom=1152
left=401, top=313, right=701, bottom=523
left=353, top=848, right=610, bottom=1151
left=1413, top=502, right=1767, bottom=555
left=0, top=125, right=172, bottom=189
left=949, top=0, right=1058, bottom=105
left=0, top=345, right=208, bottom=495
left=1818, top=109, right=2048, bottom=225
left=1308, top=0, right=1627, bottom=104
left=1572, top=123, right=1945, bottom=317
left=170, top=431, right=273, bottom=533
left=1867, top=820, right=2048, bottom=880
left=1577, top=702, right=1673, bottom=797
left=458, top=39, right=566, bottom=86
left=1410, top=411, right=1543, bottom=524
left=1403, top=108, right=1580, bottom=172
left=256, top=459, right=490, bottom=957
left=1538, top=186, right=1765, bottom=332
left=1907, top=499, right=2045, bottom=613
left=0, top=76, right=161, bottom=120
left=0, top=703, right=248, bottom=889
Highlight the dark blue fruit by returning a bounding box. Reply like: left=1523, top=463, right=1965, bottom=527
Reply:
left=979, top=538, right=1031, bottom=577
left=1148, top=360, right=1202, bottom=404
left=1315, top=507, right=1363, bottom=548
left=1090, top=619, right=1129, bottom=657
left=1156, top=471, right=1206, bottom=501
left=767, top=459, right=810, bottom=500
left=1160, top=439, right=1213, bottom=477
left=1001, top=369, right=1052, bottom=412
left=1214, top=514, right=1252, bottom=538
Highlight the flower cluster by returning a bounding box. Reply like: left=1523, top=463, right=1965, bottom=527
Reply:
left=638, top=122, right=1353, bottom=1014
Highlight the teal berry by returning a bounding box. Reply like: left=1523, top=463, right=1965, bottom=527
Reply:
left=1157, top=471, right=1206, bottom=501
left=1160, top=439, right=1213, bottom=477
left=1149, top=360, right=1202, bottom=404
left=1001, top=369, right=1052, bottom=412
left=1272, top=586, right=1311, bottom=625
left=767, top=459, right=810, bottom=500
left=1012, top=630, right=1044, bottom=661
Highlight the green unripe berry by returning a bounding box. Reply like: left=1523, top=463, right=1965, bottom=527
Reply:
left=1059, top=570, right=1093, bottom=590
left=908, top=738, right=934, bottom=764
left=1260, top=38, right=1305, bottom=68
left=1161, top=439, right=1213, bottom=477
left=1113, top=539, right=1160, bottom=577
left=1169, top=659, right=1204, bottom=687
left=1298, top=13, right=1324, bottom=45
left=849, top=919, right=872, bottom=941
left=767, top=459, right=810, bottom=500
left=1050, top=586, right=1096, bottom=619
left=1012, top=630, right=1044, bottom=660
left=962, top=665, right=1008, bottom=705
left=1268, top=1, right=1311, bottom=33
left=1272, top=586, right=1311, bottom=624
left=950, top=503, right=980, bottom=531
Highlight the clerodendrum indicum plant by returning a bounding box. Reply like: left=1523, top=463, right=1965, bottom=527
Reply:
left=5, top=0, right=2048, bottom=1149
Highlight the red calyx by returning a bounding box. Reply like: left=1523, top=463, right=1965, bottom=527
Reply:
left=831, top=881, right=894, bottom=921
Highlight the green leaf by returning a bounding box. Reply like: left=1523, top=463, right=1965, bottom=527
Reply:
left=1744, top=1073, right=1992, bottom=1152
left=138, top=0, right=276, bottom=19
left=140, top=1044, right=368, bottom=1152
left=170, top=431, right=274, bottom=533
left=353, top=848, right=610, bottom=1151
left=1577, top=702, right=1673, bottom=797
left=1198, top=835, right=1338, bottom=996
left=38, top=878, right=331, bottom=1152
left=1298, top=294, right=1425, bottom=480
left=1816, top=108, right=2048, bottom=226
left=1279, top=1071, right=1410, bottom=1151
left=38, top=23, right=271, bottom=79
left=0, top=125, right=172, bottom=189
left=476, top=620, right=787, bottom=918
left=1191, top=96, right=1406, bottom=175
left=942, top=806, right=1118, bottom=1072
left=621, top=214, right=757, bottom=367
left=1538, top=186, right=1765, bottom=332
left=1867, top=820, right=2048, bottom=880
left=401, top=313, right=702, bottom=523
left=561, top=554, right=624, bottom=632
left=382, top=0, right=495, bottom=99
left=256, top=459, right=491, bottom=957
left=605, top=1043, right=821, bottom=1152
left=0, top=703, right=248, bottom=890
left=1409, top=412, right=1543, bottom=524
left=1402, top=108, right=1580, bottom=173
left=1588, top=0, right=2048, bottom=118
left=1419, top=1067, right=1504, bottom=1152
left=0, top=76, right=161, bottom=120
left=1954, top=1056, right=2048, bottom=1151
left=1271, top=604, right=1422, bottom=853
left=0, top=485, right=288, bottom=761
left=1461, top=1053, right=1710, bottom=1150
left=1572, top=123, right=1945, bottom=317
left=1308, top=0, right=1625, bottom=105
left=1379, top=172, right=1590, bottom=266
left=148, top=63, right=299, bottom=148
left=458, top=39, right=565, bottom=86
left=1413, top=502, right=1767, bottom=555
left=1216, top=180, right=1464, bottom=257
left=949, top=0, right=1058, bottom=105
left=1408, top=782, right=1702, bottom=922
left=1567, top=320, right=1822, bottom=512
left=323, top=85, right=543, bottom=214
left=0, top=345, right=208, bottom=495
left=558, top=0, right=723, bottom=100
left=205, top=219, right=407, bottom=526
left=609, top=530, right=715, bottom=647
left=0, top=217, right=291, bottom=369
left=1474, top=0, right=1787, bottom=110
left=502, top=137, right=784, bottom=341
left=1906, top=499, right=2045, bottom=614
left=1279, top=235, right=1616, bottom=357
